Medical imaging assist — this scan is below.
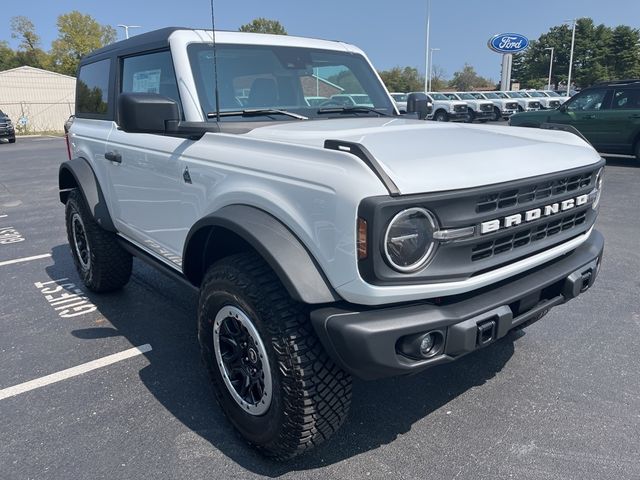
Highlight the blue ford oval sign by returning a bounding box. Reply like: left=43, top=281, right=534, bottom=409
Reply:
left=488, top=33, right=529, bottom=54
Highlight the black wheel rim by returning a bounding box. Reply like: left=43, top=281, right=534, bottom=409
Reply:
left=213, top=306, right=272, bottom=415
left=71, top=213, right=90, bottom=271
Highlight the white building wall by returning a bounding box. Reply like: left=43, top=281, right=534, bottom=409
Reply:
left=0, top=66, right=76, bottom=133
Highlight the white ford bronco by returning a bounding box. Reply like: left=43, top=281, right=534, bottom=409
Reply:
left=60, top=28, right=605, bottom=459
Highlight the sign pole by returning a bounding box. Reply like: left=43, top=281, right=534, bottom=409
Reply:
left=500, top=54, right=512, bottom=91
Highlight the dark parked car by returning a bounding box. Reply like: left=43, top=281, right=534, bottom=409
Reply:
left=0, top=110, right=16, bottom=143
left=510, top=80, right=640, bottom=162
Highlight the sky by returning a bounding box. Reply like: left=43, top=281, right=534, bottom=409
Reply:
left=1, top=0, right=639, bottom=81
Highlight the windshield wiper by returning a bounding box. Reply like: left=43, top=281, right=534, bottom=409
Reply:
left=207, top=109, right=308, bottom=120
left=317, top=106, right=390, bottom=116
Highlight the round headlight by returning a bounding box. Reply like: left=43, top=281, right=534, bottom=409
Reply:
left=592, top=167, right=604, bottom=210
left=384, top=208, right=438, bottom=273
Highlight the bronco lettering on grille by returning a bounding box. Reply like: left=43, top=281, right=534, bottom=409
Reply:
left=480, top=194, right=589, bottom=234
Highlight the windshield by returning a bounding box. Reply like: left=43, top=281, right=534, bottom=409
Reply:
left=188, top=43, right=395, bottom=121
left=527, top=91, right=544, bottom=97
left=506, top=92, right=523, bottom=98
left=443, top=93, right=459, bottom=100
left=430, top=93, right=450, bottom=100
left=494, top=92, right=508, bottom=99
left=459, top=93, right=475, bottom=100
left=482, top=92, right=499, bottom=99
left=545, top=91, right=561, bottom=97
left=391, top=93, right=408, bottom=102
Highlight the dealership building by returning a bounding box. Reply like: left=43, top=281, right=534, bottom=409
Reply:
left=0, top=66, right=76, bottom=134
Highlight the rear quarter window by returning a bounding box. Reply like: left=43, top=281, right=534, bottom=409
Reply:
left=76, top=59, right=111, bottom=117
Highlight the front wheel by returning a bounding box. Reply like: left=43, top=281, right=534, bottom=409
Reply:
left=465, top=109, right=475, bottom=123
left=492, top=107, right=501, bottom=121
left=434, top=110, right=449, bottom=122
left=198, top=252, right=352, bottom=459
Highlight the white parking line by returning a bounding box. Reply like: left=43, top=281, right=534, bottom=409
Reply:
left=0, top=214, right=7, bottom=218
left=0, top=344, right=152, bottom=401
left=0, top=253, right=51, bottom=267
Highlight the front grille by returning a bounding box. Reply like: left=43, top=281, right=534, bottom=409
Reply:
left=471, top=210, right=587, bottom=261
left=506, top=102, right=518, bottom=110
left=454, top=104, right=466, bottom=113
left=480, top=103, right=493, bottom=112
left=528, top=101, right=541, bottom=109
left=476, top=170, right=594, bottom=214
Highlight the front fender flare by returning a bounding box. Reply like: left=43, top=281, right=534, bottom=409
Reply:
left=183, top=205, right=340, bottom=305
left=58, top=157, right=116, bottom=232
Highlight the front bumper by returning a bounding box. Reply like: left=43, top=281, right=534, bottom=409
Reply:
left=501, top=109, right=517, bottom=118
left=311, top=230, right=604, bottom=380
left=0, top=129, right=15, bottom=140
left=449, top=112, right=468, bottom=122
left=475, top=111, right=494, bottom=120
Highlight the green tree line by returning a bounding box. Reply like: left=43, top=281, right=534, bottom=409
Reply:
left=0, top=12, right=116, bottom=76
left=512, top=19, right=640, bottom=89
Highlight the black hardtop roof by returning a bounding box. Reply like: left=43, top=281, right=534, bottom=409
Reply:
left=81, top=27, right=187, bottom=63
left=591, top=79, right=640, bottom=88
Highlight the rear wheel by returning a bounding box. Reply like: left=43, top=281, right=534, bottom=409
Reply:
left=65, top=189, right=132, bottom=292
left=198, top=252, right=352, bottom=460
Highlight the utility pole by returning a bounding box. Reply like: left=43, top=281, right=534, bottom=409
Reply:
left=117, top=24, right=141, bottom=39
left=545, top=47, right=554, bottom=91
left=424, top=0, right=431, bottom=92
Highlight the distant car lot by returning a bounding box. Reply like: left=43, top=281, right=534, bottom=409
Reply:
left=0, top=137, right=639, bottom=479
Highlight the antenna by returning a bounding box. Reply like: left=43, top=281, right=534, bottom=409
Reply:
left=209, top=0, right=221, bottom=122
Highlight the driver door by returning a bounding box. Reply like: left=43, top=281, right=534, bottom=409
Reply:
left=555, top=88, right=612, bottom=148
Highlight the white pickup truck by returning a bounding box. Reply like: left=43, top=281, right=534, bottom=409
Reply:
left=61, top=27, right=605, bottom=460
left=448, top=92, right=495, bottom=122
left=425, top=92, right=468, bottom=121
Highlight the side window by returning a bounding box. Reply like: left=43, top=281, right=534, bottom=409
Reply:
left=76, top=59, right=111, bottom=116
left=566, top=89, right=608, bottom=111
left=121, top=51, right=181, bottom=109
left=612, top=88, right=640, bottom=110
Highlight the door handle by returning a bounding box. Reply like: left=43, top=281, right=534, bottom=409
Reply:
left=105, top=151, right=122, bottom=163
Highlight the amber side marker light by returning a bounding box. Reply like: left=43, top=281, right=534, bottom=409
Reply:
left=357, top=218, right=368, bottom=260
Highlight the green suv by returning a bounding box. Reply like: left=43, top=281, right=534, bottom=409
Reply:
left=510, top=80, right=640, bottom=162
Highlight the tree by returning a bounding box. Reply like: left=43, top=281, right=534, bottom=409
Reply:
left=512, top=19, right=640, bottom=89
left=0, top=41, right=18, bottom=71
left=50, top=11, right=117, bottom=76
left=9, top=16, right=50, bottom=69
left=430, top=65, right=448, bottom=91
left=449, top=64, right=493, bottom=91
left=238, top=18, right=287, bottom=35
left=378, top=66, right=424, bottom=92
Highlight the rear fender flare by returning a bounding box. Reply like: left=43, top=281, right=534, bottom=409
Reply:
left=58, top=157, right=116, bottom=232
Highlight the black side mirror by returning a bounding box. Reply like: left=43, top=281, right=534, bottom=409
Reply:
left=118, top=92, right=180, bottom=133
left=558, top=103, right=568, bottom=113
left=406, top=92, right=430, bottom=120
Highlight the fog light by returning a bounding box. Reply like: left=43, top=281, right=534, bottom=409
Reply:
left=420, top=334, right=435, bottom=356
left=397, top=330, right=444, bottom=360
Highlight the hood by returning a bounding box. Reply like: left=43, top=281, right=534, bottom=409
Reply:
left=244, top=117, right=601, bottom=195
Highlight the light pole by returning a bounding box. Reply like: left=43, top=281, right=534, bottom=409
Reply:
left=117, top=24, right=141, bottom=39
left=544, top=47, right=554, bottom=91
left=424, top=0, right=432, bottom=92
left=565, top=19, right=578, bottom=97
left=428, top=48, right=440, bottom=92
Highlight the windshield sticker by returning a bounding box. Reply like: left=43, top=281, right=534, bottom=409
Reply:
left=132, top=69, right=161, bottom=94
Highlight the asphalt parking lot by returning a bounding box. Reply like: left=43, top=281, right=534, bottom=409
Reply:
left=1, top=136, right=639, bottom=480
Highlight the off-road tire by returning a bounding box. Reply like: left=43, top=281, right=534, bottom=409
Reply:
left=492, top=107, right=501, bottom=122
left=198, top=252, right=352, bottom=460
left=65, top=189, right=132, bottom=292
left=8, top=138, right=16, bottom=143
